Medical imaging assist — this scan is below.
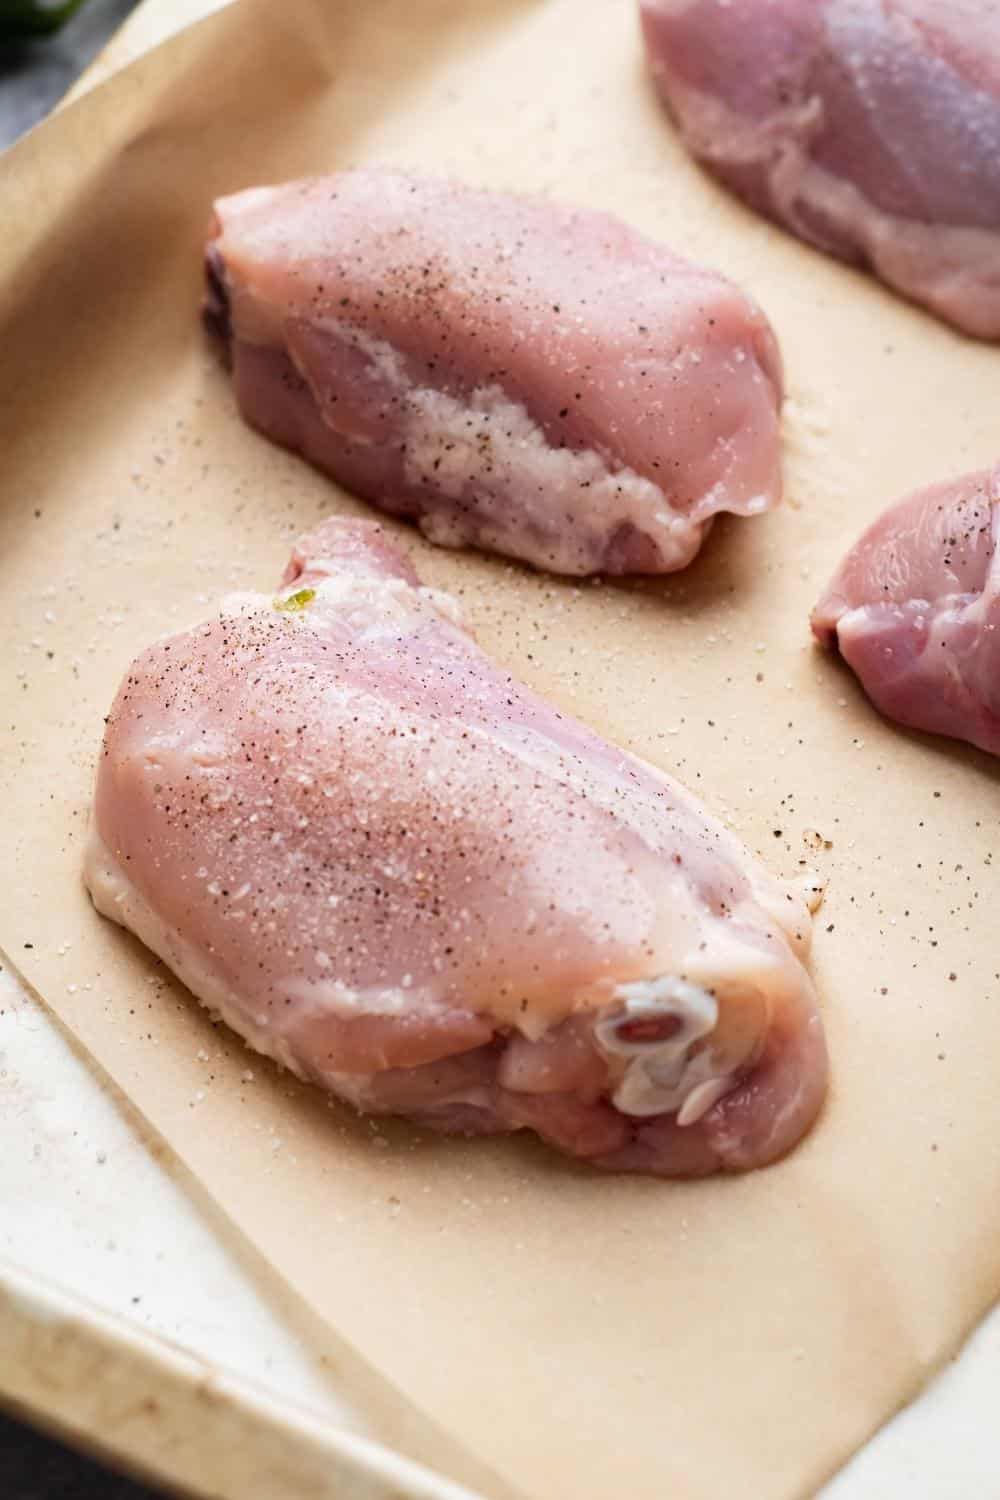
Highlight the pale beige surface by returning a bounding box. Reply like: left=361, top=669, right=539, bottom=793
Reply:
left=63, top=0, right=231, bottom=102
left=1, top=3, right=1000, bottom=1499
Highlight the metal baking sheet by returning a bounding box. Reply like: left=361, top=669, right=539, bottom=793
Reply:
left=5, top=5, right=1000, bottom=1494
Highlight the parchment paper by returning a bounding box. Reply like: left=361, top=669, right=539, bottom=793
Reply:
left=3, top=3, right=1000, bottom=1497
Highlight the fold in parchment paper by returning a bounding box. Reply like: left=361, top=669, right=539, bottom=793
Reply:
left=2, top=3, right=1000, bottom=1497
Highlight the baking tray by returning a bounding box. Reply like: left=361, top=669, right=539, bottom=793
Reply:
left=0, top=961, right=487, bottom=1500
left=6, top=933, right=1000, bottom=1500
left=2, top=2, right=1000, bottom=1496
left=1, top=1260, right=475, bottom=1500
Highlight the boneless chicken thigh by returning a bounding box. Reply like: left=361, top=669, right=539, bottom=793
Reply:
left=85, top=519, right=826, bottom=1176
left=813, top=464, right=1000, bottom=755
left=204, top=171, right=783, bottom=576
left=640, top=0, right=1000, bottom=338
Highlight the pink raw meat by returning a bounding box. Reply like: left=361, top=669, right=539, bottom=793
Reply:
left=813, top=463, right=1000, bottom=753
left=204, top=170, right=783, bottom=576
left=640, top=0, right=1000, bottom=337
left=85, top=518, right=827, bottom=1176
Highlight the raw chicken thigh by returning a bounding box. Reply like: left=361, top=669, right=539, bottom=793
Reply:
left=86, top=518, right=826, bottom=1176
left=640, top=0, right=1000, bottom=338
left=204, top=170, right=783, bottom=577
left=813, top=464, right=1000, bottom=754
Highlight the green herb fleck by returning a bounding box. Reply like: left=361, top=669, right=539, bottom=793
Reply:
left=273, top=587, right=316, bottom=613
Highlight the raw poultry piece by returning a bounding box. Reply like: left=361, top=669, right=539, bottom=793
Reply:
left=813, top=464, right=1000, bottom=754
left=85, top=518, right=827, bottom=1177
left=204, top=169, right=783, bottom=576
left=640, top=0, right=1000, bottom=338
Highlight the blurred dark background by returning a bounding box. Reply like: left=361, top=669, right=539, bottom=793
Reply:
left=0, top=1408, right=166, bottom=1498
left=0, top=0, right=136, bottom=145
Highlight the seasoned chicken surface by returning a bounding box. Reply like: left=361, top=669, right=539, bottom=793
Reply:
left=814, top=464, right=1000, bottom=754
left=641, top=0, right=1000, bottom=338
left=204, top=170, right=783, bottom=577
left=86, top=519, right=826, bottom=1176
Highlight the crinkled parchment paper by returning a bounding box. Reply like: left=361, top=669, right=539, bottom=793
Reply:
left=2, top=2, right=1000, bottom=1497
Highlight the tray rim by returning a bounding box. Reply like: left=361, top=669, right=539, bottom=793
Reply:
left=0, top=1254, right=478, bottom=1500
